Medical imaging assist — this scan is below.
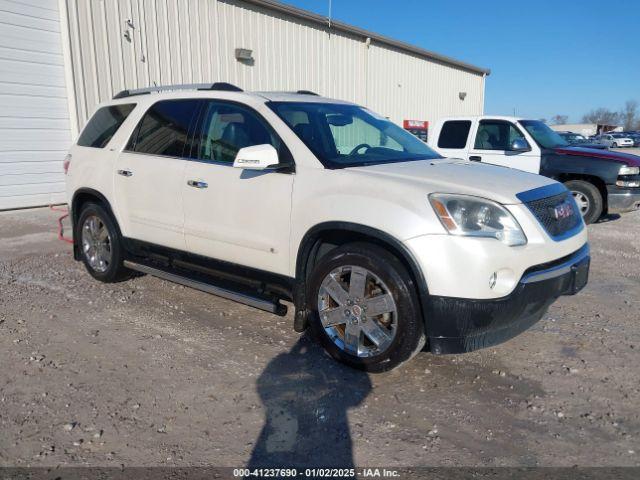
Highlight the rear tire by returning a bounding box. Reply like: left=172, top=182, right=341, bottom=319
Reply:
left=76, top=202, right=131, bottom=282
left=564, top=180, right=603, bottom=224
left=307, top=242, right=425, bottom=372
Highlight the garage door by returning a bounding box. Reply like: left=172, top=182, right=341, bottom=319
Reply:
left=0, top=0, right=72, bottom=210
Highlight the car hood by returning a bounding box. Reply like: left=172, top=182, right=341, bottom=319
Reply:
left=571, top=143, right=608, bottom=150
left=344, top=158, right=556, bottom=205
left=553, top=146, right=640, bottom=167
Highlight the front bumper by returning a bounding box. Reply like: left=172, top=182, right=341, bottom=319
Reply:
left=607, top=185, right=640, bottom=214
left=427, top=244, right=590, bottom=354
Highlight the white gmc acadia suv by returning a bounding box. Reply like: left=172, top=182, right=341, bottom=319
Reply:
left=65, top=83, right=590, bottom=371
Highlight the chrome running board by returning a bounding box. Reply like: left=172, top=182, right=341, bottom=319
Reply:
left=123, top=260, right=287, bottom=316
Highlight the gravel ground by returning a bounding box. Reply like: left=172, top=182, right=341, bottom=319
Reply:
left=0, top=206, right=638, bottom=468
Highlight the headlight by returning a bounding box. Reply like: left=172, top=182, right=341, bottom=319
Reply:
left=619, top=165, right=640, bottom=175
left=429, top=193, right=527, bottom=246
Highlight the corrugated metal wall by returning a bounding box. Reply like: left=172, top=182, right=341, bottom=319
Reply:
left=366, top=44, right=485, bottom=124
left=64, top=0, right=485, bottom=131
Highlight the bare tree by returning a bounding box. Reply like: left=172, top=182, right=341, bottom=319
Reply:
left=550, top=115, right=568, bottom=125
left=621, top=100, right=638, bottom=130
left=582, top=108, right=621, bottom=125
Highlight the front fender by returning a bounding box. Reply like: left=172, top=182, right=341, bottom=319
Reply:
left=541, top=152, right=621, bottom=184
left=290, top=168, right=443, bottom=262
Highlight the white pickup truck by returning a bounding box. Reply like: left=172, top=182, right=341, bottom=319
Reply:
left=428, top=116, right=640, bottom=224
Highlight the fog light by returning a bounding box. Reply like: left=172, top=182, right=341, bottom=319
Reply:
left=489, top=272, right=497, bottom=289
left=616, top=180, right=640, bottom=188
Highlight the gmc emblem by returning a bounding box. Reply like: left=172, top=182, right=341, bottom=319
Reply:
left=552, top=201, right=574, bottom=220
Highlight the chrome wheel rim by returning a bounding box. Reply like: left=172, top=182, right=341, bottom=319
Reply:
left=571, top=191, right=590, bottom=217
left=317, top=265, right=397, bottom=358
left=81, top=215, right=112, bottom=273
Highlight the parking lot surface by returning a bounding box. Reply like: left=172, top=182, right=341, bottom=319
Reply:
left=613, top=147, right=640, bottom=155
left=0, top=207, right=638, bottom=467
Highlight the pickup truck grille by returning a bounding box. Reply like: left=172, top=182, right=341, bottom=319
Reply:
left=525, top=191, right=583, bottom=239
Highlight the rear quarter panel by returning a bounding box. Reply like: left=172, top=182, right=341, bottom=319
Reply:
left=66, top=144, right=117, bottom=213
left=66, top=102, right=145, bottom=235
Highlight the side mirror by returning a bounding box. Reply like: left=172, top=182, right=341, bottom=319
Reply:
left=233, top=144, right=279, bottom=170
left=510, top=138, right=531, bottom=152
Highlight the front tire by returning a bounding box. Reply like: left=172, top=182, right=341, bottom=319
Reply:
left=611, top=142, right=618, bottom=148
left=564, top=180, right=603, bottom=224
left=307, top=243, right=425, bottom=372
left=77, top=202, right=131, bottom=282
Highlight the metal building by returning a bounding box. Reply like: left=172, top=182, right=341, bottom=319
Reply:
left=0, top=0, right=489, bottom=210
left=550, top=123, right=622, bottom=136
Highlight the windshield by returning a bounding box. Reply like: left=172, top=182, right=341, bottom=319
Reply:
left=268, top=102, right=441, bottom=168
left=519, top=120, right=569, bottom=149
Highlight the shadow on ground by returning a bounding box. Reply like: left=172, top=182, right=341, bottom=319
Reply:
left=597, top=213, right=622, bottom=223
left=248, top=335, right=371, bottom=468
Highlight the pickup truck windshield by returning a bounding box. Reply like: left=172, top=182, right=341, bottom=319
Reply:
left=269, top=102, right=441, bottom=168
left=519, top=120, right=569, bottom=149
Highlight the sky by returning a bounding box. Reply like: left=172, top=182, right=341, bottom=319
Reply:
left=280, top=0, right=639, bottom=123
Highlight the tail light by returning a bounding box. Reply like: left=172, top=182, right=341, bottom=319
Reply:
left=63, top=154, right=71, bottom=174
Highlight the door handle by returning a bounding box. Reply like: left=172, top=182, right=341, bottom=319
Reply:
left=117, top=169, right=133, bottom=177
left=187, top=180, right=208, bottom=189
left=469, top=156, right=482, bottom=162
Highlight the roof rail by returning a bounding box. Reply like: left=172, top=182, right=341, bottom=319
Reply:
left=112, top=82, right=243, bottom=99
left=296, top=90, right=319, bottom=96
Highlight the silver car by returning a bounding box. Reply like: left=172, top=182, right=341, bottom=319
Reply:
left=596, top=133, right=634, bottom=148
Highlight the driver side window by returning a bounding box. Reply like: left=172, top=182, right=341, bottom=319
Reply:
left=196, top=102, right=280, bottom=163
left=474, top=121, right=525, bottom=151
left=328, top=115, right=403, bottom=155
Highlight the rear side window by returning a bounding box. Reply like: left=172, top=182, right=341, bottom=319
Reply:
left=129, top=99, right=201, bottom=157
left=77, top=104, right=135, bottom=148
left=438, top=120, right=471, bottom=149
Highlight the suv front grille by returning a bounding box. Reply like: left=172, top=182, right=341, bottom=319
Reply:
left=525, top=191, right=583, bottom=239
